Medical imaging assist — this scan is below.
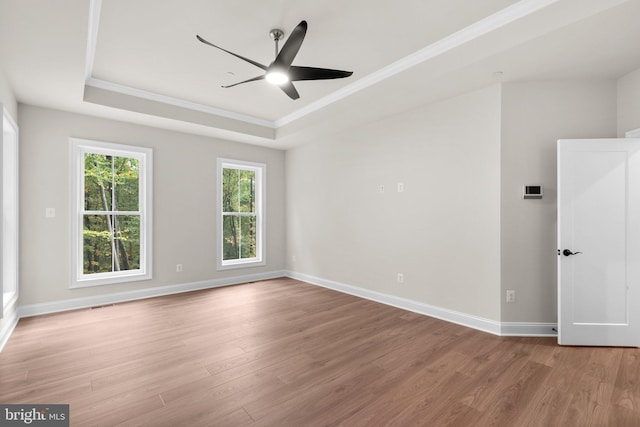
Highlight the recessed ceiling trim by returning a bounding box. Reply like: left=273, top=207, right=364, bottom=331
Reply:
left=274, top=0, right=560, bottom=128
left=85, top=0, right=560, bottom=134
left=85, top=0, right=274, bottom=129
left=86, top=77, right=276, bottom=128
left=85, top=0, right=102, bottom=82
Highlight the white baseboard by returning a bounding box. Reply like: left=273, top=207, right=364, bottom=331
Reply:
left=286, top=271, right=502, bottom=335
left=2, top=269, right=557, bottom=352
left=626, top=128, right=640, bottom=138
left=0, top=307, right=20, bottom=352
left=286, top=271, right=557, bottom=338
left=500, top=322, right=557, bottom=337
left=19, top=270, right=286, bottom=318
left=0, top=270, right=285, bottom=352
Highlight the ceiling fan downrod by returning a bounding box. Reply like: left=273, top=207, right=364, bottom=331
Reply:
left=269, top=28, right=284, bottom=57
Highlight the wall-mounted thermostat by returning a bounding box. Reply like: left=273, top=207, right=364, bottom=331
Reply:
left=523, top=185, right=543, bottom=199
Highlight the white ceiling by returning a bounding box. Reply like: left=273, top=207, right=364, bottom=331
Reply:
left=1, top=0, right=639, bottom=149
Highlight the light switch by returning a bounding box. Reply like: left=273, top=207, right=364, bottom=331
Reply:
left=45, top=208, right=55, bottom=218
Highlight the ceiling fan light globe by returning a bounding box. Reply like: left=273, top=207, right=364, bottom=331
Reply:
left=265, top=71, right=289, bottom=85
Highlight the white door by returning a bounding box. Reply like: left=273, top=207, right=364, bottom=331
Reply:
left=558, top=138, right=640, bottom=346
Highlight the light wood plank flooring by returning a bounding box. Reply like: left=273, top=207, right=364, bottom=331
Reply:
left=1, top=277, right=640, bottom=426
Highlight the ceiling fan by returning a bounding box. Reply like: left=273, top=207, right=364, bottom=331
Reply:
left=196, top=20, right=353, bottom=100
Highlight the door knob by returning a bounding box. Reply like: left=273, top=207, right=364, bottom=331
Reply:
left=562, top=249, right=582, bottom=256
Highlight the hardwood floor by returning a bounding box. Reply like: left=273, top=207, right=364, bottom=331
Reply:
left=1, top=277, right=639, bottom=426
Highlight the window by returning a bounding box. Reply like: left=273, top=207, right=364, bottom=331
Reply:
left=70, top=138, right=152, bottom=288
left=2, top=107, right=19, bottom=316
left=217, top=158, right=265, bottom=270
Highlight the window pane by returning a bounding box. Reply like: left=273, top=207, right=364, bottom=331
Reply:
left=83, top=214, right=112, bottom=274
left=84, top=153, right=112, bottom=211
left=114, top=156, right=139, bottom=211
left=223, top=215, right=239, bottom=260
left=240, top=215, right=256, bottom=258
left=222, top=215, right=257, bottom=261
left=114, top=215, right=140, bottom=271
left=239, top=170, right=255, bottom=213
left=222, top=168, right=239, bottom=212
left=218, top=159, right=263, bottom=270
left=73, top=139, right=152, bottom=287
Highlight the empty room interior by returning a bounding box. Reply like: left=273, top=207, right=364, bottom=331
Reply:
left=2, top=0, right=640, bottom=425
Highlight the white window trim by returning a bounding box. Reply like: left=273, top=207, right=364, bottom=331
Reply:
left=217, top=158, right=266, bottom=270
left=69, top=138, right=153, bottom=288
left=1, top=106, right=19, bottom=317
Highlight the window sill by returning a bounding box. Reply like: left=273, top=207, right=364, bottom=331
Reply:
left=218, top=259, right=266, bottom=271
left=70, top=271, right=152, bottom=289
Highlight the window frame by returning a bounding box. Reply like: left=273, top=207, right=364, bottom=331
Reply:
left=217, top=158, right=266, bottom=270
left=1, top=106, right=19, bottom=316
left=69, top=138, right=153, bottom=288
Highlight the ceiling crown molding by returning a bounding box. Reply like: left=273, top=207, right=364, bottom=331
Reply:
left=275, top=0, right=560, bottom=128
left=84, top=0, right=560, bottom=136
left=85, top=0, right=102, bottom=82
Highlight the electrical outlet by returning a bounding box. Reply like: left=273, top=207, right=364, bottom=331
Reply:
left=397, top=273, right=404, bottom=283
left=176, top=264, right=183, bottom=273
left=506, top=290, right=516, bottom=303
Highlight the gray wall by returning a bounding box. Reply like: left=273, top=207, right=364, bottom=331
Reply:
left=7, top=68, right=640, bottom=331
left=286, top=79, right=621, bottom=325
left=18, top=105, right=286, bottom=306
left=0, top=67, right=17, bottom=120
left=286, top=85, right=503, bottom=321
left=500, top=80, right=617, bottom=323
left=618, top=67, right=640, bottom=136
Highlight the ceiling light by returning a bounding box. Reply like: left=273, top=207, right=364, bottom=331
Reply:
left=265, top=70, right=289, bottom=85
left=196, top=20, right=352, bottom=100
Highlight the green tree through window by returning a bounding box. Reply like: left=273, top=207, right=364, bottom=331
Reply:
left=83, top=154, right=141, bottom=274
left=218, top=159, right=264, bottom=269
left=71, top=138, right=152, bottom=288
left=222, top=167, right=256, bottom=261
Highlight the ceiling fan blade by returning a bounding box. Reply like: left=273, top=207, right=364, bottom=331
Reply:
left=222, top=75, right=265, bottom=88
left=196, top=35, right=267, bottom=71
left=289, top=66, right=353, bottom=81
left=272, top=21, right=307, bottom=69
left=279, top=81, right=300, bottom=100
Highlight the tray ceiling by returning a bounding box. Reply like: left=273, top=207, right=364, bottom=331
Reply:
left=1, top=0, right=639, bottom=148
